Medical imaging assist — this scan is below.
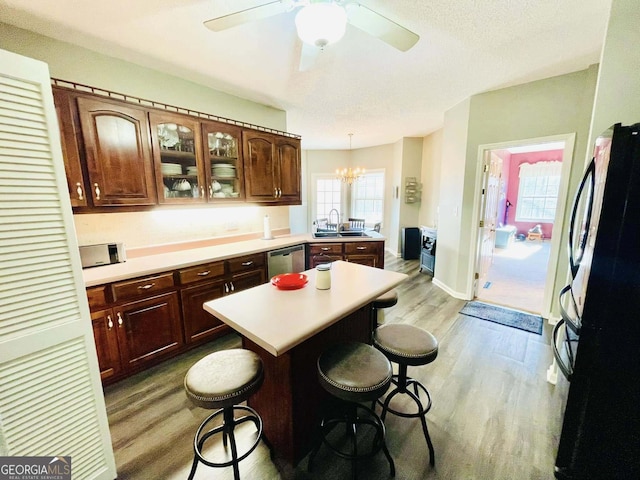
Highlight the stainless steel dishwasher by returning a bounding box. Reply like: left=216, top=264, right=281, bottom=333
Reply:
left=267, top=244, right=306, bottom=278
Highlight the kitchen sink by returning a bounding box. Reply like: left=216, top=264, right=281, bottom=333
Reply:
left=312, top=231, right=369, bottom=239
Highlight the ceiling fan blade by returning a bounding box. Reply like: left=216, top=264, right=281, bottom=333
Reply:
left=204, top=1, right=288, bottom=32
left=345, top=3, right=419, bottom=51
left=298, top=42, right=320, bottom=72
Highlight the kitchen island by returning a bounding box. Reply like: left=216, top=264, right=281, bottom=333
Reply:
left=203, top=260, right=407, bottom=465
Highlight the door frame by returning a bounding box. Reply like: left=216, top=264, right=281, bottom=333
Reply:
left=467, top=133, right=576, bottom=319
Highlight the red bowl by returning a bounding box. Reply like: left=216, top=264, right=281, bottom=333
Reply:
left=271, top=273, right=308, bottom=290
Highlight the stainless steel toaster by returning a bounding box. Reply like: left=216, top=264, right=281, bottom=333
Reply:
left=79, top=243, right=126, bottom=268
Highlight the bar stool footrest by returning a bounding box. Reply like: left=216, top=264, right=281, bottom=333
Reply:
left=190, top=405, right=263, bottom=472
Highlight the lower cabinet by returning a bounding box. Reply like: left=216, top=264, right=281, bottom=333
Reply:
left=87, top=252, right=267, bottom=385
left=181, top=279, right=227, bottom=344
left=116, top=292, right=183, bottom=370
left=89, top=291, right=183, bottom=381
left=307, top=240, right=385, bottom=269
left=180, top=254, right=266, bottom=345
left=344, top=241, right=383, bottom=268
left=90, top=308, right=123, bottom=381
left=308, top=243, right=343, bottom=267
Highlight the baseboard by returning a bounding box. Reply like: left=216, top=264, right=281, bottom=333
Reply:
left=432, top=278, right=469, bottom=300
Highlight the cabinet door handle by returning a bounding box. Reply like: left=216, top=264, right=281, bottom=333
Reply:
left=274, top=187, right=278, bottom=198
left=241, top=261, right=253, bottom=266
left=200, top=186, right=205, bottom=198
left=117, top=312, right=123, bottom=326
left=230, top=281, right=235, bottom=292
left=209, top=185, right=213, bottom=198
left=277, top=188, right=282, bottom=198
left=197, top=270, right=211, bottom=276
left=107, top=315, right=113, bottom=329
left=94, top=183, right=101, bottom=200
left=137, top=283, right=155, bottom=290
left=76, top=182, right=84, bottom=201
left=356, top=246, right=367, bottom=250
left=321, top=247, right=331, bottom=251
left=224, top=283, right=229, bottom=293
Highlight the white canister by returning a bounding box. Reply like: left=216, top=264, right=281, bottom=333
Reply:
left=316, top=263, right=331, bottom=290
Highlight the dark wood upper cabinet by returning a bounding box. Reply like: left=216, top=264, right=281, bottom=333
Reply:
left=202, top=120, right=245, bottom=202
left=243, top=130, right=301, bottom=204
left=77, top=96, right=157, bottom=206
left=276, top=136, right=302, bottom=202
left=53, top=88, right=87, bottom=207
left=149, top=111, right=205, bottom=204
left=243, top=131, right=276, bottom=201
left=54, top=82, right=300, bottom=210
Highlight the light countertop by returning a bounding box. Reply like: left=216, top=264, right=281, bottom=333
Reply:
left=82, top=232, right=384, bottom=287
left=203, top=260, right=407, bottom=356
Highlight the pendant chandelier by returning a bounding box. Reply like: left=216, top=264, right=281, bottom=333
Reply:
left=336, top=133, right=365, bottom=184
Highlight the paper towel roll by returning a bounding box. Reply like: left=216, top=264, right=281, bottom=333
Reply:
left=263, top=214, right=274, bottom=240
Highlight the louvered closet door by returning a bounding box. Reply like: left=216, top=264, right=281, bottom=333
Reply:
left=0, top=49, right=117, bottom=479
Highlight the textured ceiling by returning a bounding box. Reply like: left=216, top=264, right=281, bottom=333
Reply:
left=0, top=0, right=612, bottom=149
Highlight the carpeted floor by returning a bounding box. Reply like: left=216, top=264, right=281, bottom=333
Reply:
left=460, top=300, right=543, bottom=335
left=476, top=240, right=550, bottom=314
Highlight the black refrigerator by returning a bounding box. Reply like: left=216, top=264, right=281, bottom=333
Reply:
left=553, top=123, right=640, bottom=479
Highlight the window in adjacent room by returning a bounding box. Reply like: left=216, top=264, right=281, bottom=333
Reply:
left=351, top=170, right=385, bottom=225
left=515, top=161, right=562, bottom=222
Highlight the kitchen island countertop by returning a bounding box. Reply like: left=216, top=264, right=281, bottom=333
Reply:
left=203, top=260, right=407, bottom=356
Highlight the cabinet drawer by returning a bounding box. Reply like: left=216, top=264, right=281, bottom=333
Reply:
left=111, top=272, right=175, bottom=301
left=178, top=261, right=225, bottom=285
left=87, top=286, right=107, bottom=310
left=308, top=243, right=343, bottom=255
left=345, top=242, right=380, bottom=255
left=227, top=253, right=265, bottom=274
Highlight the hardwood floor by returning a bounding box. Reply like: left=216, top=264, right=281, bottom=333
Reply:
left=104, top=255, right=569, bottom=479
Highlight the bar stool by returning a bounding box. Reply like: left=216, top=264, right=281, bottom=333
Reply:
left=373, top=324, right=438, bottom=466
left=184, top=348, right=267, bottom=480
left=371, top=289, right=398, bottom=330
left=308, top=342, right=396, bottom=479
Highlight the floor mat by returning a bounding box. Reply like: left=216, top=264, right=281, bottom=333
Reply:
left=459, top=301, right=543, bottom=335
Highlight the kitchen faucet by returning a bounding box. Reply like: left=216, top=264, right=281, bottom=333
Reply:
left=328, top=208, right=340, bottom=229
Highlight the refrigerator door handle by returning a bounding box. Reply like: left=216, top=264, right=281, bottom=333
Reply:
left=552, top=318, right=573, bottom=381
left=569, top=158, right=596, bottom=278
left=559, top=284, right=581, bottom=334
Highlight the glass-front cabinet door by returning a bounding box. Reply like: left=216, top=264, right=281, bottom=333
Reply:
left=149, top=112, right=205, bottom=204
left=202, top=121, right=244, bottom=202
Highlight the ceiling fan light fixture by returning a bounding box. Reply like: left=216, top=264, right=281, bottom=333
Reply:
left=295, top=2, right=347, bottom=48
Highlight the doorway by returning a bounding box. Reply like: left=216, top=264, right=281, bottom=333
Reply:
left=472, top=134, right=576, bottom=318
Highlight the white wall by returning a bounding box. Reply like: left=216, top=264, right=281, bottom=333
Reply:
left=457, top=67, right=598, bottom=306
left=435, top=98, right=471, bottom=295
left=588, top=0, right=640, bottom=142
left=0, top=23, right=286, bottom=129
left=419, top=129, right=442, bottom=229
left=0, top=23, right=295, bottom=249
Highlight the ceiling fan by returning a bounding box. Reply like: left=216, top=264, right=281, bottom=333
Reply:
left=203, top=0, right=419, bottom=53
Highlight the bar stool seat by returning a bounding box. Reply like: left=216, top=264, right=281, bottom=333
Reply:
left=184, top=349, right=267, bottom=480
left=373, top=290, right=398, bottom=309
left=373, top=324, right=438, bottom=466
left=371, top=289, right=398, bottom=330
left=309, top=342, right=396, bottom=479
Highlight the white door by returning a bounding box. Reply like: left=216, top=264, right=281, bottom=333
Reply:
left=0, top=49, right=117, bottom=479
left=475, top=151, right=502, bottom=297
